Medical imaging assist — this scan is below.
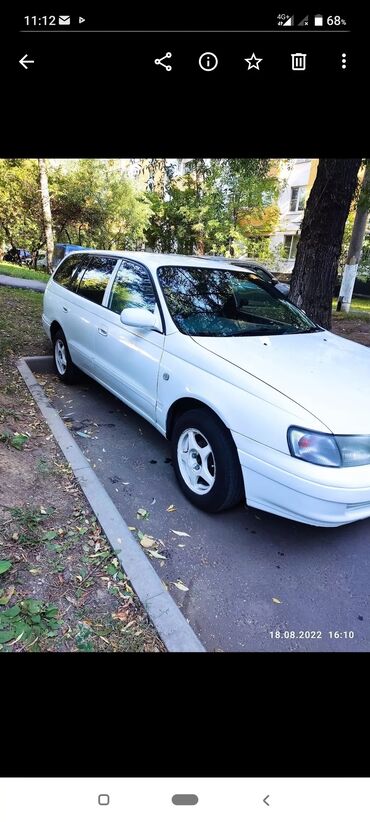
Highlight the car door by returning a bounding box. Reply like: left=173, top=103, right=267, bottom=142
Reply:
left=93, top=258, right=165, bottom=423
left=71, top=255, right=120, bottom=373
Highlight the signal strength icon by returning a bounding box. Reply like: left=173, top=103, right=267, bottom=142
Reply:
left=283, top=15, right=294, bottom=26
left=298, top=15, right=309, bottom=26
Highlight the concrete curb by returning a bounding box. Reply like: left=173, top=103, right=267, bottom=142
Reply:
left=0, top=274, right=46, bottom=292
left=17, top=356, right=205, bottom=653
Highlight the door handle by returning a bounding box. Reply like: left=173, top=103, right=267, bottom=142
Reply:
left=62, top=306, right=69, bottom=312
left=98, top=328, right=108, bottom=336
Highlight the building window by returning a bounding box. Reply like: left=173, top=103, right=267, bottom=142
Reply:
left=290, top=186, right=306, bottom=212
left=284, top=235, right=299, bottom=260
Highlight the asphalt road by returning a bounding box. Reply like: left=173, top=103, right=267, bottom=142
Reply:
left=43, top=368, right=370, bottom=652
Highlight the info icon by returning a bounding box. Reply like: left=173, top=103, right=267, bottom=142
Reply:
left=199, top=52, right=218, bottom=71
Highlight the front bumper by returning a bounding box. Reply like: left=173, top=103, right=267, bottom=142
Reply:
left=233, top=432, right=370, bottom=527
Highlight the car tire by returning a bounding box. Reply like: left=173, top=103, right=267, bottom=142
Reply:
left=53, top=329, right=78, bottom=384
left=171, top=408, right=244, bottom=512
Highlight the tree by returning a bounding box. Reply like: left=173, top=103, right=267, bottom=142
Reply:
left=289, top=158, right=362, bottom=328
left=145, top=158, right=279, bottom=256
left=337, top=161, right=370, bottom=311
left=38, top=159, right=54, bottom=274
left=0, top=159, right=46, bottom=259
left=50, top=160, right=152, bottom=249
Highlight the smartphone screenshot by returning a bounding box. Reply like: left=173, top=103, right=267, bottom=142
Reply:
left=1, top=7, right=368, bottom=654
left=0, top=6, right=369, bottom=808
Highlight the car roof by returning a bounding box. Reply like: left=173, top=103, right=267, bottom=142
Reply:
left=63, top=249, right=257, bottom=272
left=189, top=254, right=271, bottom=270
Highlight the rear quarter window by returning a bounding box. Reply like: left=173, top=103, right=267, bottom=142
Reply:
left=76, top=256, right=117, bottom=305
left=53, top=255, right=87, bottom=290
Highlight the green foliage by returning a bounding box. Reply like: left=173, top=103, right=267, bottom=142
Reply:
left=0, top=432, right=28, bottom=450
left=0, top=159, right=152, bottom=257
left=0, top=159, right=45, bottom=253
left=0, top=598, right=61, bottom=648
left=0, top=560, right=12, bottom=575
left=145, top=159, right=280, bottom=256
left=51, top=159, right=152, bottom=249
left=0, top=157, right=281, bottom=264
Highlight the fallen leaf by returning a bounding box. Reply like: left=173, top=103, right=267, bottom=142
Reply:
left=140, top=536, right=156, bottom=549
left=174, top=579, right=189, bottom=592
left=29, top=568, right=41, bottom=575
left=136, top=508, right=149, bottom=519
left=166, top=504, right=176, bottom=512
left=112, top=607, right=131, bottom=621
left=272, top=597, right=282, bottom=604
left=148, top=549, right=167, bottom=560
left=170, top=530, right=190, bottom=537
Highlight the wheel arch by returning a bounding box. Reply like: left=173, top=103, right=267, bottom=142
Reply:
left=166, top=397, right=230, bottom=441
left=50, top=320, right=64, bottom=341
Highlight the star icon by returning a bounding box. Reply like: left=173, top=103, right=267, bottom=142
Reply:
left=244, top=52, right=263, bottom=70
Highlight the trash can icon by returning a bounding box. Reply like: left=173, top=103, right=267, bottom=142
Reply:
left=291, top=53, right=307, bottom=70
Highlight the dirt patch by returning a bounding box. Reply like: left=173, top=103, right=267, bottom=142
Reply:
left=331, top=316, right=370, bottom=347
left=0, top=287, right=164, bottom=652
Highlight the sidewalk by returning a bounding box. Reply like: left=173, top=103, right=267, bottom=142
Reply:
left=0, top=274, right=46, bottom=292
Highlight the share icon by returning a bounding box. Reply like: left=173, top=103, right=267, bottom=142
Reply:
left=154, top=52, right=172, bottom=71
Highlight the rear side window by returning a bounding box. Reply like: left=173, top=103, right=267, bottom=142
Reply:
left=108, top=259, right=157, bottom=315
left=76, top=256, right=117, bottom=305
left=53, top=254, right=86, bottom=290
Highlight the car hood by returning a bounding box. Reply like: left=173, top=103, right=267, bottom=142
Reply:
left=192, top=330, right=370, bottom=434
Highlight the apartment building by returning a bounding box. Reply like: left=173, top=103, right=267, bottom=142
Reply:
left=269, top=159, right=318, bottom=273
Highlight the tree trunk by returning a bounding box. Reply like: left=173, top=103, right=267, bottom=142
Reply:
left=289, top=158, right=362, bottom=328
left=38, top=158, right=54, bottom=275
left=337, top=162, right=370, bottom=312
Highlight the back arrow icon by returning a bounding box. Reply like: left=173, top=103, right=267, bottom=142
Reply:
left=19, top=54, right=34, bottom=70
left=263, top=796, right=270, bottom=806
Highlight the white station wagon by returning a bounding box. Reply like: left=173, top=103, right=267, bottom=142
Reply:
left=42, top=250, right=370, bottom=528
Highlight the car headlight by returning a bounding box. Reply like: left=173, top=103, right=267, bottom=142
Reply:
left=287, top=427, right=370, bottom=468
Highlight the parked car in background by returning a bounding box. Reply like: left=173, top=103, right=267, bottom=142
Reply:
left=195, top=255, right=290, bottom=296
left=36, top=252, right=48, bottom=270
left=43, top=250, right=370, bottom=528
left=3, top=247, right=32, bottom=266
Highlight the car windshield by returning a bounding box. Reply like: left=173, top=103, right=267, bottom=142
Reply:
left=157, top=266, right=318, bottom=337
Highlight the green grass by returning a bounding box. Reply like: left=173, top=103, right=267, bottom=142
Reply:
left=332, top=296, right=370, bottom=313
left=0, top=261, right=49, bottom=283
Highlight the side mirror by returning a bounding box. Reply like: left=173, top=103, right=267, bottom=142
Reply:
left=120, top=307, right=156, bottom=329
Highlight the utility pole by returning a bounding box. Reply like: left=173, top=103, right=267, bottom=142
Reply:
left=38, top=159, right=54, bottom=275
left=337, top=162, right=370, bottom=312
